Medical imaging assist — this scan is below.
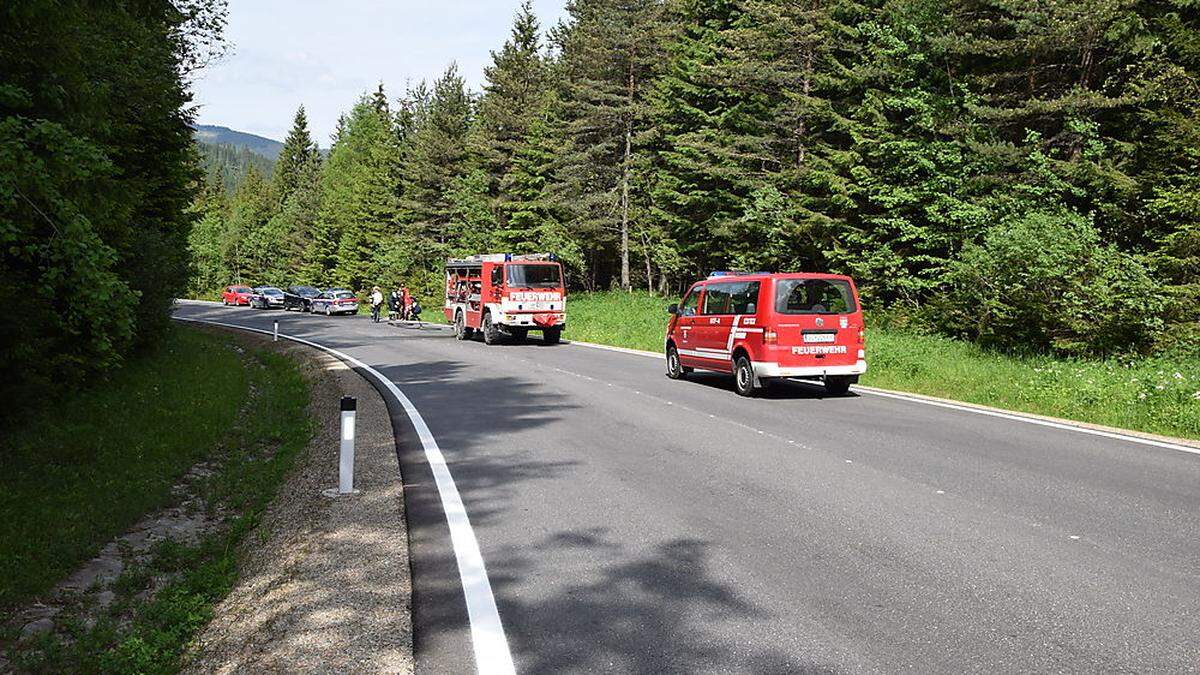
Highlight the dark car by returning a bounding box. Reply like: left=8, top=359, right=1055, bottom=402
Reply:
left=249, top=286, right=285, bottom=309
left=283, top=285, right=322, bottom=312
left=310, top=289, right=359, bottom=316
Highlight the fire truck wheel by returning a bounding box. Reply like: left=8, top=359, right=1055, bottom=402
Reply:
left=542, top=327, right=561, bottom=345
left=482, top=312, right=500, bottom=345
left=454, top=311, right=473, bottom=340
left=733, top=355, right=757, bottom=397
left=824, top=375, right=852, bottom=395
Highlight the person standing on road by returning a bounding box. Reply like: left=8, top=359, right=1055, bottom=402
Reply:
left=370, top=286, right=384, bottom=323
left=388, top=288, right=401, bottom=321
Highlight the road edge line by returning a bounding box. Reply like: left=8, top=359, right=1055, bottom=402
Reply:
left=173, top=314, right=516, bottom=675
left=563, top=337, right=1200, bottom=457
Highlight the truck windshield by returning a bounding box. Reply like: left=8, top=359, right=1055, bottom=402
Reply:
left=507, top=264, right=561, bottom=288
left=775, top=278, right=857, bottom=314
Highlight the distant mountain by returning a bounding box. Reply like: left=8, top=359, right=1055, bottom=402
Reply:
left=193, top=124, right=283, bottom=160
left=196, top=140, right=274, bottom=192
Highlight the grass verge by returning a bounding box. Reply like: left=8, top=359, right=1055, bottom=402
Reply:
left=3, top=326, right=313, bottom=672
left=0, top=327, right=247, bottom=608
left=566, top=290, right=1200, bottom=440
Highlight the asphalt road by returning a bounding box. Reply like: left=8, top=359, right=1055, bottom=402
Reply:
left=175, top=302, right=1200, bottom=674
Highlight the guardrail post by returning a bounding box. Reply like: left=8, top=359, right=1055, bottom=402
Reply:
left=339, top=396, right=356, bottom=493
left=323, top=396, right=359, bottom=497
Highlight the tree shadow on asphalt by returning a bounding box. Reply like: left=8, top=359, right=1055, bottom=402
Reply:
left=680, top=372, right=862, bottom=401
left=486, top=530, right=835, bottom=674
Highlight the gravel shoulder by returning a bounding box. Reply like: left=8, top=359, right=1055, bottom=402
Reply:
left=184, top=331, right=413, bottom=674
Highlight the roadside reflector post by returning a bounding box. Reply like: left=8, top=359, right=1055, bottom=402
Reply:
left=273, top=320, right=279, bottom=342
left=323, top=396, right=360, bottom=497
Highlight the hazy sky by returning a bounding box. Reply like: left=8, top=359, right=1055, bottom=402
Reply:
left=191, top=0, right=568, bottom=145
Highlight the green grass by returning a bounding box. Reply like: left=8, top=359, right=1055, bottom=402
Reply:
left=567, top=290, right=670, bottom=352
left=4, top=328, right=313, bottom=672
left=0, top=327, right=248, bottom=608
left=565, top=290, right=1200, bottom=440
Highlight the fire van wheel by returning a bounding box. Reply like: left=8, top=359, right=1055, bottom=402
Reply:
left=482, top=313, right=500, bottom=345
left=666, top=346, right=686, bottom=380
left=542, top=327, right=561, bottom=345
left=733, top=355, right=757, bottom=397
left=824, top=375, right=852, bottom=395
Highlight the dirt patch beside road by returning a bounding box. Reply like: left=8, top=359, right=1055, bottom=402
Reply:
left=184, top=330, right=413, bottom=674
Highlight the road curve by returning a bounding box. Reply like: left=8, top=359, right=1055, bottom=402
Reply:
left=174, top=302, right=1200, bottom=674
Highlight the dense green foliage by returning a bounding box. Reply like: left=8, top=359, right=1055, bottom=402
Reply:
left=566, top=291, right=1200, bottom=439
left=195, top=0, right=1198, bottom=357
left=0, top=0, right=227, bottom=413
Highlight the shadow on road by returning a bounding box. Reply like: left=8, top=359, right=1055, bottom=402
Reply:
left=491, top=530, right=830, bottom=673
left=680, top=371, right=862, bottom=401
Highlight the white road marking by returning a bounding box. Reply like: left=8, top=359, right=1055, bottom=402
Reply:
left=565, top=338, right=1200, bottom=458
left=860, top=387, right=1200, bottom=457
left=936, top=490, right=945, bottom=495
left=174, top=314, right=516, bottom=675
left=1070, top=535, right=1081, bottom=540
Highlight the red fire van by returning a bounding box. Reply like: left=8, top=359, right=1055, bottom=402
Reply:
left=664, top=272, right=866, bottom=396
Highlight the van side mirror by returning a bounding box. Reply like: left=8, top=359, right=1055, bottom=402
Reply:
left=666, top=304, right=679, bottom=315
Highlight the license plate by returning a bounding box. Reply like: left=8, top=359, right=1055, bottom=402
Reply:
left=803, top=332, right=836, bottom=344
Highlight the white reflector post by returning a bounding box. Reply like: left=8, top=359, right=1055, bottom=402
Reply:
left=273, top=319, right=279, bottom=342
left=339, top=396, right=357, bottom=494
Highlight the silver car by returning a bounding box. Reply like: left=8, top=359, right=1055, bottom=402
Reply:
left=250, top=286, right=286, bottom=309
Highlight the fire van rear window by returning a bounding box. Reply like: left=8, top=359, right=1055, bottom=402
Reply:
left=507, top=264, right=561, bottom=288
left=775, top=279, right=856, bottom=314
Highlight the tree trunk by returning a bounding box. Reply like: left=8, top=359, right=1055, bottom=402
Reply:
left=642, top=230, right=653, bottom=294
left=620, top=61, right=634, bottom=292
left=797, top=45, right=813, bottom=168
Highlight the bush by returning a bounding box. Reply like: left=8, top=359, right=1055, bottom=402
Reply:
left=934, top=210, right=1166, bottom=356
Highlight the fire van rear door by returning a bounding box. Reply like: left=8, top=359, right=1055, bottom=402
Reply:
left=772, top=278, right=858, bottom=368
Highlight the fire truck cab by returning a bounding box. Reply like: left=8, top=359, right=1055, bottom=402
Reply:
left=444, top=253, right=566, bottom=345
left=665, top=271, right=866, bottom=396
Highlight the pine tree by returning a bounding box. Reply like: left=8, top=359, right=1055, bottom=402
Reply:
left=499, top=98, right=584, bottom=273
left=223, top=164, right=274, bottom=283
left=272, top=154, right=325, bottom=283
left=647, top=0, right=769, bottom=280
left=552, top=0, right=669, bottom=290
left=273, top=105, right=320, bottom=205
left=473, top=0, right=548, bottom=198
left=401, top=64, right=474, bottom=256
left=187, top=173, right=230, bottom=294
left=315, top=95, right=403, bottom=291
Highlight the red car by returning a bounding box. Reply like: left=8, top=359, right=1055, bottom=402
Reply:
left=665, top=271, right=866, bottom=396
left=221, top=285, right=254, bottom=306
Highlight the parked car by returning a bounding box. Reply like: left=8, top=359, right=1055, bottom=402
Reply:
left=249, top=286, right=285, bottom=309
left=664, top=271, right=866, bottom=396
left=310, top=289, right=359, bottom=316
left=222, top=285, right=254, bottom=306
left=283, top=285, right=322, bottom=312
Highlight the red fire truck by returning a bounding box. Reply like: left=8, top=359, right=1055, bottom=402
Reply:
left=444, top=253, right=566, bottom=345
left=664, top=271, right=866, bottom=396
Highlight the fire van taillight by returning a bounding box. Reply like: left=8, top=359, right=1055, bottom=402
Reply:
left=764, top=329, right=778, bottom=344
